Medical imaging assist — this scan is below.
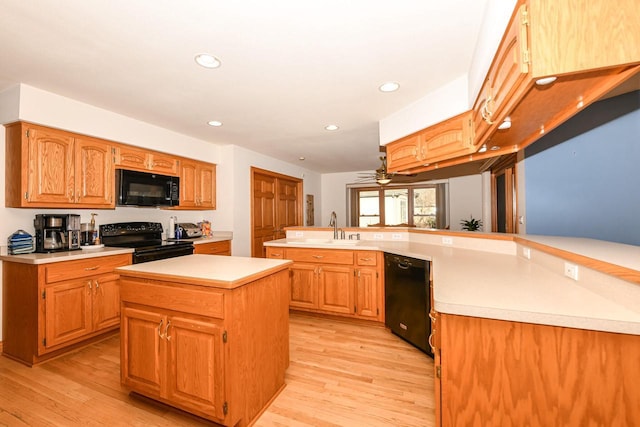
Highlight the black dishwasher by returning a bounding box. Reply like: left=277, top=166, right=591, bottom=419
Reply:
left=384, top=253, right=432, bottom=356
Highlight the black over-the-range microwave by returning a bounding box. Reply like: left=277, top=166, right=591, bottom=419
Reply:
left=116, top=169, right=180, bottom=207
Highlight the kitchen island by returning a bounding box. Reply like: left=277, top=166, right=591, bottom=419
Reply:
left=116, top=254, right=292, bottom=427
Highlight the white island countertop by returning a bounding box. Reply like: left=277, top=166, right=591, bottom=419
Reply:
left=265, top=234, right=640, bottom=335
left=116, top=254, right=292, bottom=289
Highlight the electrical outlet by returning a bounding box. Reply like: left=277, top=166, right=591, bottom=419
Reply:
left=295, top=231, right=303, bottom=237
left=442, top=237, right=453, bottom=245
left=373, top=233, right=383, bottom=240
left=564, top=262, right=579, bottom=280
left=522, top=247, right=531, bottom=259
left=391, top=233, right=402, bottom=240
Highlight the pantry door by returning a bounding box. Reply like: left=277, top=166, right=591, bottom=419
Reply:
left=251, top=168, right=303, bottom=257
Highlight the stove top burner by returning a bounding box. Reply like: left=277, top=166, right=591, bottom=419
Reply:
left=100, top=221, right=195, bottom=263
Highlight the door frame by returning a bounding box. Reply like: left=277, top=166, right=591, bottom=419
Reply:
left=490, top=154, right=518, bottom=233
left=250, top=167, right=303, bottom=257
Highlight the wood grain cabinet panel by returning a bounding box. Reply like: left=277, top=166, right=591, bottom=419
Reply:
left=174, top=158, right=217, bottom=210
left=114, top=145, right=178, bottom=175
left=4, top=122, right=114, bottom=208
left=386, top=111, right=474, bottom=173
left=194, top=240, right=231, bottom=256
left=119, top=267, right=290, bottom=426
left=436, top=313, right=640, bottom=426
left=1, top=254, right=131, bottom=366
left=266, top=247, right=383, bottom=322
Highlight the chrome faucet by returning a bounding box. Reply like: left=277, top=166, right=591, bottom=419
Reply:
left=329, top=211, right=338, bottom=239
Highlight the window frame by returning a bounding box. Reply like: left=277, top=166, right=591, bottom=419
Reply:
left=349, top=183, right=447, bottom=228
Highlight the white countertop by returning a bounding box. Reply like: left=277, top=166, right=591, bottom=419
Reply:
left=265, top=236, right=640, bottom=335
left=0, top=234, right=233, bottom=264
left=116, top=254, right=292, bottom=289
left=0, top=246, right=134, bottom=264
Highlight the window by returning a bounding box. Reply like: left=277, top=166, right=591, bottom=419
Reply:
left=350, top=183, right=448, bottom=228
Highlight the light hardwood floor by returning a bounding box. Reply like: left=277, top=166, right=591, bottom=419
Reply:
left=0, top=313, right=434, bottom=427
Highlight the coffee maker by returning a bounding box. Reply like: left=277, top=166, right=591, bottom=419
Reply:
left=34, top=214, right=81, bottom=252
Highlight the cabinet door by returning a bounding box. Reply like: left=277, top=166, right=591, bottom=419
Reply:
left=289, top=263, right=318, bottom=309
left=488, top=3, right=530, bottom=127
left=385, top=132, right=422, bottom=173
left=27, top=126, right=75, bottom=204
left=44, top=279, right=93, bottom=349
left=121, top=306, right=164, bottom=396
left=197, top=162, right=216, bottom=209
left=318, top=265, right=354, bottom=315
left=166, top=315, right=226, bottom=421
left=178, top=159, right=198, bottom=208
left=75, top=137, right=114, bottom=207
left=354, top=268, right=379, bottom=320
left=92, top=273, right=121, bottom=331
left=420, top=111, right=475, bottom=164
left=149, top=152, right=178, bottom=175
left=115, top=145, right=149, bottom=171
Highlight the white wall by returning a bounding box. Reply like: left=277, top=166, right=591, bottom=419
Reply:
left=378, top=75, right=470, bottom=145
left=467, top=0, right=518, bottom=106
left=449, top=175, right=484, bottom=231
left=321, top=171, right=365, bottom=227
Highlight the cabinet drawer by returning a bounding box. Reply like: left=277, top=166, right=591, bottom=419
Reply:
left=356, top=251, right=378, bottom=266
left=194, top=240, right=231, bottom=255
left=120, top=278, right=225, bottom=319
left=285, top=248, right=354, bottom=265
left=44, top=254, right=131, bottom=284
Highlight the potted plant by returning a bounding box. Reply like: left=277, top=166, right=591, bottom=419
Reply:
left=460, top=215, right=482, bottom=231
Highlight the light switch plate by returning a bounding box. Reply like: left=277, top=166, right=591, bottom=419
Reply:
left=564, top=262, right=579, bottom=280
left=442, top=237, right=453, bottom=245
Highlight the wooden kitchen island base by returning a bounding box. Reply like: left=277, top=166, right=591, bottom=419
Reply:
left=117, top=255, right=292, bottom=427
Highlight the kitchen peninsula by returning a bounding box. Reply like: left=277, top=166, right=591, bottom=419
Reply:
left=265, top=228, right=640, bottom=426
left=115, top=254, right=292, bottom=427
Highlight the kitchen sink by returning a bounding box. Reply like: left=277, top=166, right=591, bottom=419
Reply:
left=289, top=238, right=359, bottom=246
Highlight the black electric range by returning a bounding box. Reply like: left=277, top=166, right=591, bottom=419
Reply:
left=100, top=222, right=194, bottom=264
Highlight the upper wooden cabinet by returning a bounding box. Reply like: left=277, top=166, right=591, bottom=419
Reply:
left=386, top=111, right=474, bottom=173
left=388, top=0, right=640, bottom=174
left=5, top=122, right=217, bottom=210
left=472, top=0, right=640, bottom=155
left=5, top=122, right=114, bottom=208
left=114, top=144, right=178, bottom=176
left=174, top=158, right=217, bottom=210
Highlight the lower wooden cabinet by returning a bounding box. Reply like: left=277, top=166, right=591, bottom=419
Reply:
left=1, top=254, right=131, bottom=366
left=121, top=306, right=226, bottom=419
left=436, top=313, right=640, bottom=426
left=266, top=247, right=383, bottom=322
left=119, top=266, right=290, bottom=426
left=194, top=240, right=231, bottom=255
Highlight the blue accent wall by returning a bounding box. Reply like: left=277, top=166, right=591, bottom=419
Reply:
left=524, top=90, right=640, bottom=245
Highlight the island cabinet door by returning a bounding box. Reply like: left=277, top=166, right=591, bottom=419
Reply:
left=91, top=273, right=121, bottom=331
left=121, top=306, right=164, bottom=396
left=165, top=315, right=226, bottom=422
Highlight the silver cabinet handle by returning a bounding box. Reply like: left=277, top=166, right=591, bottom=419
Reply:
left=84, top=266, right=99, bottom=271
left=312, top=255, right=324, bottom=259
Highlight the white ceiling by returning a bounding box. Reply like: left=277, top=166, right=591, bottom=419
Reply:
left=0, top=0, right=490, bottom=173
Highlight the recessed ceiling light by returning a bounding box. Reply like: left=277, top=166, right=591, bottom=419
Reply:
left=324, top=124, right=339, bottom=131
left=478, top=144, right=487, bottom=153
left=207, top=120, right=223, bottom=127
left=299, top=156, right=305, bottom=161
left=195, top=54, right=221, bottom=69
left=490, top=145, right=501, bottom=151
left=379, top=81, right=400, bottom=92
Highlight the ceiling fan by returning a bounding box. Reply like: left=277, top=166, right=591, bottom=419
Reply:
left=356, top=156, right=394, bottom=185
